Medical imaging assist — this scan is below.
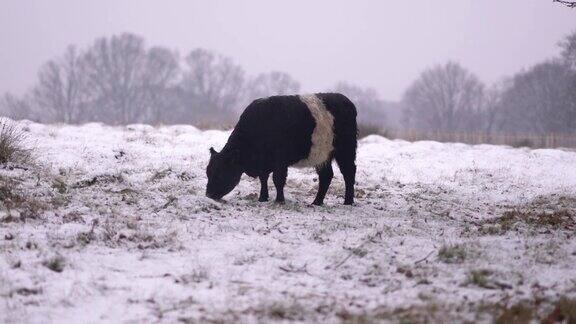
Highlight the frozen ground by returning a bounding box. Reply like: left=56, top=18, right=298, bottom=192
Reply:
left=1, top=121, right=576, bottom=323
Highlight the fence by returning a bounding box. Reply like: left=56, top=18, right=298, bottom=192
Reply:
left=382, top=130, right=576, bottom=149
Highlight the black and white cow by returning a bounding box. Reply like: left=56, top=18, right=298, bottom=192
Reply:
left=206, top=93, right=357, bottom=205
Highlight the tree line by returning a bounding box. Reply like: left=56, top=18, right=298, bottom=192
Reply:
left=1, top=31, right=576, bottom=136
left=403, top=31, right=576, bottom=135
left=0, top=33, right=390, bottom=127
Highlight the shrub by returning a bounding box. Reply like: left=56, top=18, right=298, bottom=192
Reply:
left=511, top=138, right=535, bottom=148
left=358, top=123, right=388, bottom=139
left=0, top=119, right=31, bottom=165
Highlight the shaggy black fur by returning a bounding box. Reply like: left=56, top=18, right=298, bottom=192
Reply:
left=206, top=93, right=357, bottom=205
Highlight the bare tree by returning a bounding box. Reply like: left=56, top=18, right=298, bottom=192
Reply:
left=79, top=34, right=181, bottom=124
left=246, top=71, right=300, bottom=102
left=141, top=47, right=180, bottom=124
left=402, top=62, right=486, bottom=132
left=499, top=61, right=575, bottom=134
left=0, top=93, right=36, bottom=121
left=554, top=0, right=576, bottom=8
left=560, top=30, right=576, bottom=69
left=32, top=45, right=87, bottom=123
left=333, top=82, right=387, bottom=127
left=482, top=82, right=507, bottom=134
left=560, top=31, right=576, bottom=130
left=180, top=48, right=245, bottom=124
left=82, top=33, right=149, bottom=124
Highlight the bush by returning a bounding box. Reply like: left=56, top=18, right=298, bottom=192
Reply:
left=511, top=138, right=535, bottom=148
left=358, top=123, right=388, bottom=139
left=0, top=119, right=31, bottom=165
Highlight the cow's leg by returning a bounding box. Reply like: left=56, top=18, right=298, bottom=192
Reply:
left=272, top=167, right=288, bottom=203
left=312, top=162, right=334, bottom=206
left=335, top=153, right=356, bottom=205
left=258, top=173, right=270, bottom=202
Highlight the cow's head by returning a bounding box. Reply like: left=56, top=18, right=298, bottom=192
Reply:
left=206, top=147, right=243, bottom=200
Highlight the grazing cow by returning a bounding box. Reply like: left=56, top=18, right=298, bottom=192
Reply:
left=206, top=93, right=357, bottom=205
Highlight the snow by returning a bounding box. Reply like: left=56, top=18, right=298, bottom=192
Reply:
left=1, top=121, right=576, bottom=323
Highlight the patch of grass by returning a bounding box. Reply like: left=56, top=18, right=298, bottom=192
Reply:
left=531, top=240, right=565, bottom=265
left=438, top=244, right=468, bottom=264
left=148, top=168, right=172, bottom=182
left=394, top=304, right=442, bottom=324
left=233, top=254, right=257, bottom=266
left=544, top=297, right=576, bottom=323
left=76, top=219, right=98, bottom=246
left=466, top=269, right=492, bottom=288
left=72, top=173, right=124, bottom=189
left=494, top=302, right=534, bottom=324
left=0, top=176, right=23, bottom=206
left=344, top=303, right=445, bottom=323
left=43, top=255, right=65, bottom=273
left=0, top=118, right=31, bottom=165
left=175, top=268, right=209, bottom=284
left=109, top=225, right=180, bottom=250
left=11, top=287, right=42, bottom=297
left=485, top=297, right=576, bottom=323
left=335, top=311, right=378, bottom=324
left=52, top=177, right=68, bottom=194
left=1, top=175, right=46, bottom=222
left=542, top=210, right=575, bottom=229
left=480, top=209, right=575, bottom=235
left=264, top=301, right=306, bottom=321
left=346, top=246, right=369, bottom=258
left=464, top=269, right=512, bottom=290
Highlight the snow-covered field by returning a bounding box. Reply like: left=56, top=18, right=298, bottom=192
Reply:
left=1, top=121, right=576, bottom=323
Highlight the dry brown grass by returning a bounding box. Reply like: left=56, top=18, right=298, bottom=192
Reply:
left=0, top=176, right=47, bottom=222
left=491, top=297, right=576, bottom=324
left=543, top=297, right=576, bottom=323
left=0, top=119, right=31, bottom=165
left=479, top=209, right=575, bottom=235
left=437, top=244, right=468, bottom=264
left=494, top=302, right=534, bottom=324
left=0, top=119, right=31, bottom=164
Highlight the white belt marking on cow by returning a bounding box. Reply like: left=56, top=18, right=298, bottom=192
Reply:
left=295, top=94, right=334, bottom=168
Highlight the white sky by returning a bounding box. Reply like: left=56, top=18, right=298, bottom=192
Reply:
left=1, top=0, right=575, bottom=100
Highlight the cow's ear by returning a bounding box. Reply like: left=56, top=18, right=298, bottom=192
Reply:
left=209, top=147, right=217, bottom=155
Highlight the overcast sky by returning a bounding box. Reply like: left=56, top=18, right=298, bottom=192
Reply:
left=1, top=0, right=575, bottom=101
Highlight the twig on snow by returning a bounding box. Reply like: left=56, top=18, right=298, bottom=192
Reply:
left=414, top=250, right=435, bottom=265
left=279, top=262, right=311, bottom=275
left=327, top=230, right=383, bottom=270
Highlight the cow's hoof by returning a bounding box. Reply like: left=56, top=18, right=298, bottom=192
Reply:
left=275, top=198, right=285, bottom=204
left=311, top=201, right=323, bottom=206
left=258, top=196, right=269, bottom=202
left=344, top=200, right=354, bottom=205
